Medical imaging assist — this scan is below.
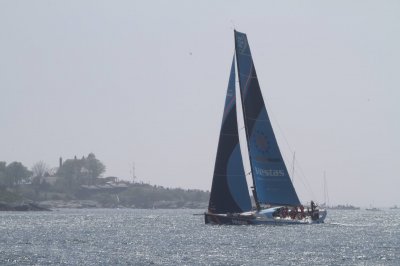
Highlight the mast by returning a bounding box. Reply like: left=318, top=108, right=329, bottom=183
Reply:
left=234, top=31, right=261, bottom=211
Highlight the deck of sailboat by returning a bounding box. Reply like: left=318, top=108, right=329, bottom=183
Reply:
left=205, top=208, right=327, bottom=225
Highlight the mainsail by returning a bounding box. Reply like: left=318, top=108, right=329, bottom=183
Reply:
left=234, top=30, right=300, bottom=206
left=208, top=56, right=252, bottom=214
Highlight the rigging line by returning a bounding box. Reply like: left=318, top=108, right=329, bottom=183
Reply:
left=295, top=168, right=316, bottom=199
left=281, top=152, right=315, bottom=199
left=286, top=151, right=316, bottom=199
left=291, top=151, right=295, bottom=184
left=293, top=160, right=316, bottom=198
left=283, top=150, right=316, bottom=199
left=264, top=101, right=316, bottom=199
left=264, top=102, right=294, bottom=154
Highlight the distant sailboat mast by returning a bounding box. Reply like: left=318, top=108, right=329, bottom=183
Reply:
left=132, top=162, right=137, bottom=183
left=323, top=171, right=330, bottom=206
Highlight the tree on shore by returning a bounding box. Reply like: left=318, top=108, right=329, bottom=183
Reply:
left=84, top=153, right=106, bottom=185
left=0, top=161, right=6, bottom=188
left=31, top=161, right=50, bottom=179
left=30, top=161, right=52, bottom=196
left=0, top=161, right=31, bottom=188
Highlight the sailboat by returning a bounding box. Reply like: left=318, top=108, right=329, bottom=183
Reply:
left=205, top=30, right=327, bottom=225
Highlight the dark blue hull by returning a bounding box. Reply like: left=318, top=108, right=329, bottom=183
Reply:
left=205, top=212, right=254, bottom=225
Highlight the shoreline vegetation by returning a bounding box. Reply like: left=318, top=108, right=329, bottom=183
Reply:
left=0, top=154, right=209, bottom=211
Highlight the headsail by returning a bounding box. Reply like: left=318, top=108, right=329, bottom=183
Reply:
left=234, top=30, right=300, bottom=206
left=208, top=56, right=252, bottom=214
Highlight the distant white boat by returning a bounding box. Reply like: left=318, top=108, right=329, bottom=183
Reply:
left=365, top=207, right=381, bottom=211
left=328, top=204, right=360, bottom=210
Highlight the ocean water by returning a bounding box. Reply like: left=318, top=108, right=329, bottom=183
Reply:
left=0, top=208, right=399, bottom=265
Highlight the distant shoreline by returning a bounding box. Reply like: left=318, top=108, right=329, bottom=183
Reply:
left=0, top=201, right=51, bottom=211
left=0, top=199, right=208, bottom=211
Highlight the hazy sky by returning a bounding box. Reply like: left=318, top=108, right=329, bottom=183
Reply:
left=1, top=1, right=399, bottom=207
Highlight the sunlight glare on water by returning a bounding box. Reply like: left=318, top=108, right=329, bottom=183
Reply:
left=1, top=209, right=399, bottom=265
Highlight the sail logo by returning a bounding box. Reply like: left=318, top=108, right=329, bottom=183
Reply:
left=254, top=167, right=284, bottom=177
left=254, top=131, right=269, bottom=153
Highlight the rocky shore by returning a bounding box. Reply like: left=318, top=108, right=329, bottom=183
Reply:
left=39, top=200, right=101, bottom=209
left=0, top=199, right=207, bottom=211
left=0, top=201, right=51, bottom=211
